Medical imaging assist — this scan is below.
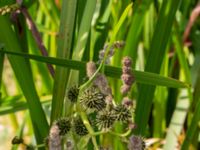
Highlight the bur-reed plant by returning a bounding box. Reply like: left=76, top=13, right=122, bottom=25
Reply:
left=0, top=0, right=199, bottom=150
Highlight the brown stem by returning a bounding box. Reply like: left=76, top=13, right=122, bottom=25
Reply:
left=183, top=3, right=200, bottom=46
left=21, top=7, right=55, bottom=78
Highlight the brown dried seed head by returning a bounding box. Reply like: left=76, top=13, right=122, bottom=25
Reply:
left=95, top=74, right=108, bottom=87
left=86, top=61, right=96, bottom=78
left=128, top=122, right=137, bottom=130
left=122, top=66, right=132, bottom=74
left=113, top=41, right=125, bottom=49
left=105, top=94, right=113, bottom=105
left=49, top=124, right=61, bottom=150
left=122, top=97, right=133, bottom=108
left=120, top=84, right=131, bottom=95
left=122, top=56, right=132, bottom=67
left=94, top=74, right=112, bottom=95
left=121, top=74, right=134, bottom=85
left=99, top=50, right=105, bottom=59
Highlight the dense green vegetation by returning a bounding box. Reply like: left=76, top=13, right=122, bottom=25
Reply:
left=0, top=0, right=199, bottom=149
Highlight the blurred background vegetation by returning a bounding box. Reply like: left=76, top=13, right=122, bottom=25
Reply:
left=0, top=0, right=200, bottom=149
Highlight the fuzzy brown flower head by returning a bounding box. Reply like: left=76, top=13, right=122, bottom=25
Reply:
left=128, top=135, right=145, bottom=150
left=122, top=97, right=133, bottom=108
left=94, top=74, right=108, bottom=88
left=86, top=61, right=97, bottom=78
left=55, top=118, right=71, bottom=136
left=74, top=118, right=88, bottom=136
left=122, top=56, right=132, bottom=67
left=113, top=41, right=125, bottom=49
left=120, top=84, right=131, bottom=95
left=98, top=43, right=117, bottom=64
left=94, top=74, right=112, bottom=96
left=114, top=104, right=131, bottom=122
left=121, top=74, right=134, bottom=85
left=108, top=47, right=115, bottom=57
left=128, top=122, right=137, bottom=130
left=105, top=95, right=113, bottom=105
left=80, top=87, right=106, bottom=111
left=11, top=136, right=23, bottom=145
left=98, top=49, right=112, bottom=64
left=49, top=124, right=61, bottom=150
left=99, top=50, right=105, bottom=60
left=67, top=86, right=79, bottom=103
left=96, top=110, right=116, bottom=130
left=122, top=66, right=132, bottom=74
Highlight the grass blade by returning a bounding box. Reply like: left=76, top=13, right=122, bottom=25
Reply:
left=92, top=0, right=111, bottom=61
left=181, top=68, right=200, bottom=149
left=50, top=0, right=77, bottom=123
left=0, top=50, right=189, bottom=88
left=0, top=95, right=51, bottom=116
left=0, top=16, right=49, bottom=145
left=65, top=1, right=97, bottom=116
left=72, top=0, right=97, bottom=60
left=123, top=0, right=152, bottom=66
left=134, top=0, right=182, bottom=135
left=164, top=89, right=189, bottom=150
left=164, top=22, right=193, bottom=149
left=0, top=47, right=4, bottom=99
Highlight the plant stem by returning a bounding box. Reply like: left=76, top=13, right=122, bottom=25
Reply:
left=80, top=111, right=99, bottom=150
left=109, top=129, right=131, bottom=137
left=21, top=7, right=55, bottom=77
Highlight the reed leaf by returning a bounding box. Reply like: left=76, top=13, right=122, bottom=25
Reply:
left=134, top=0, right=182, bottom=135
left=0, top=16, right=49, bottom=145
left=0, top=50, right=189, bottom=89
left=50, top=0, right=77, bottom=123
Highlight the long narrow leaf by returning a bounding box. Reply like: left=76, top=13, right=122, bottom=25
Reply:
left=123, top=0, right=152, bottom=66
left=0, top=48, right=4, bottom=90
left=164, top=89, right=189, bottom=150
left=0, top=16, right=49, bottom=145
left=51, top=0, right=77, bottom=123
left=0, top=96, right=51, bottom=116
left=0, top=50, right=189, bottom=88
left=181, top=68, right=200, bottom=149
left=65, top=0, right=97, bottom=116
left=134, top=0, right=182, bottom=135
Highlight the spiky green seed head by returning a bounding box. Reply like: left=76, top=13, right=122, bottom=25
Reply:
left=67, top=86, right=79, bottom=103
left=80, top=87, right=106, bottom=111
left=74, top=118, right=88, bottom=136
left=113, top=105, right=131, bottom=122
left=55, top=118, right=71, bottom=136
left=96, top=110, right=116, bottom=130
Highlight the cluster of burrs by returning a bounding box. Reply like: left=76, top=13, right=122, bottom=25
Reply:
left=47, top=117, right=88, bottom=150
left=11, top=136, right=34, bottom=150
left=67, top=84, right=133, bottom=131
left=11, top=41, right=145, bottom=150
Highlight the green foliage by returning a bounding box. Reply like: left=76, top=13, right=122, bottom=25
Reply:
left=0, top=0, right=199, bottom=149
